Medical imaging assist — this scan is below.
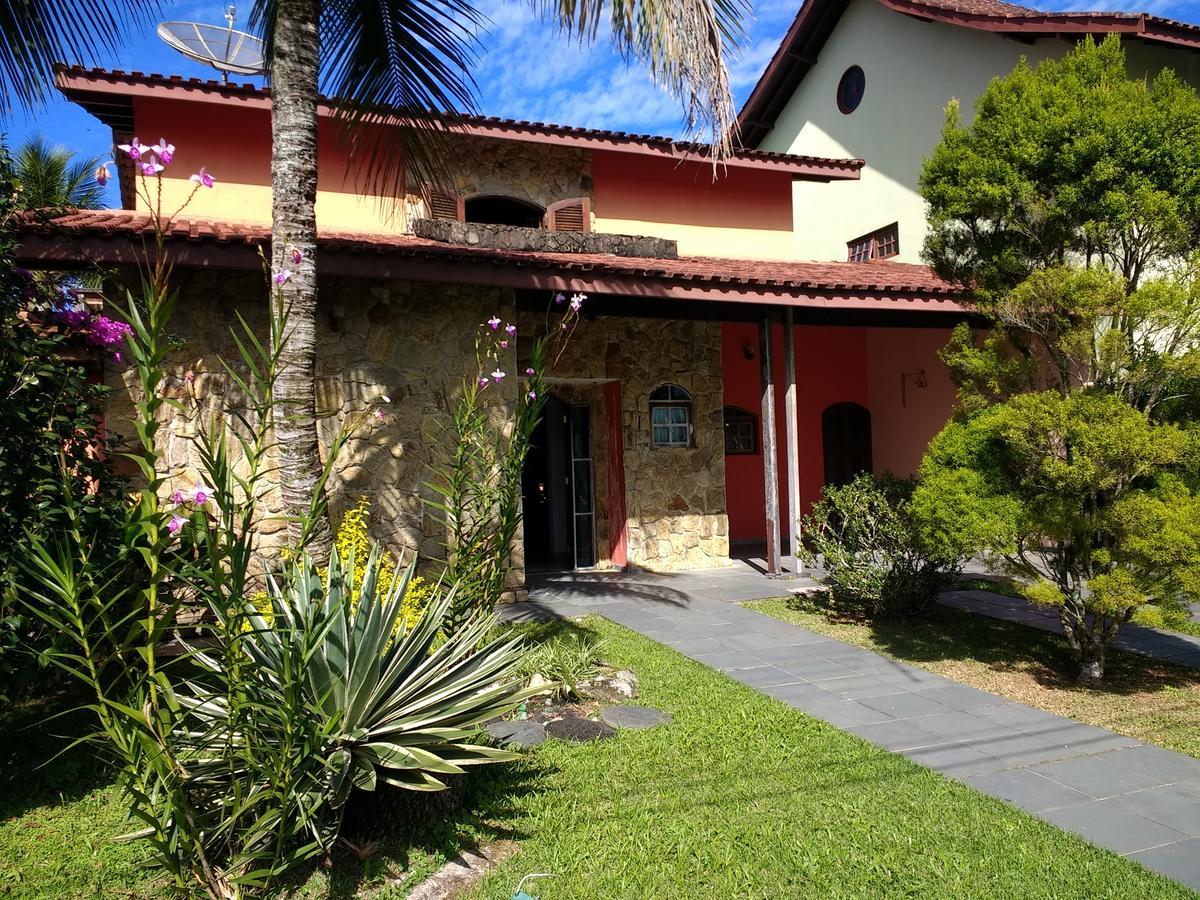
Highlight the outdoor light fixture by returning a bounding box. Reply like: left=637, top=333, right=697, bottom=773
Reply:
left=901, top=369, right=927, bottom=406
left=743, top=341, right=755, bottom=360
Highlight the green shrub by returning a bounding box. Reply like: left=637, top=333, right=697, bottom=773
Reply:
left=802, top=474, right=963, bottom=619
left=516, top=631, right=607, bottom=701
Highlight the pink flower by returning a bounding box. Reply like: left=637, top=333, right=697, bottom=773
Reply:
left=140, top=156, right=164, bottom=177
left=499, top=339, right=509, bottom=349
left=117, top=137, right=146, bottom=160
left=505, top=323, right=516, bottom=336
left=479, top=376, right=490, bottom=388
left=112, top=351, right=123, bottom=364
left=193, top=488, right=210, bottom=506
left=184, top=370, right=196, bottom=384
left=289, top=245, right=302, bottom=266
left=151, top=138, right=175, bottom=165
left=487, top=316, right=502, bottom=330
left=373, top=409, right=385, bottom=421
left=525, top=367, right=536, bottom=376
left=274, top=270, right=291, bottom=285
left=168, top=514, right=185, bottom=534
left=189, top=167, right=215, bottom=188
left=83, top=316, right=133, bottom=348
left=529, top=390, right=537, bottom=400
left=95, top=163, right=112, bottom=186
left=491, top=368, right=506, bottom=382
left=570, top=293, right=585, bottom=313
left=554, top=292, right=566, bottom=305
left=170, top=489, right=184, bottom=505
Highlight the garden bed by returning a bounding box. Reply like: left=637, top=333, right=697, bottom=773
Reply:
left=3, top=617, right=1192, bottom=898
left=751, top=595, right=1200, bottom=760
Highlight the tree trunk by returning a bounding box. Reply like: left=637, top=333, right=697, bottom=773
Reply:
left=270, top=0, right=332, bottom=563
left=1076, top=650, right=1105, bottom=688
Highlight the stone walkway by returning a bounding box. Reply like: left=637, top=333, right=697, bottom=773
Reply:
left=516, top=565, right=1200, bottom=891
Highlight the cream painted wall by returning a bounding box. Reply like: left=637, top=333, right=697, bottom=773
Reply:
left=761, top=0, right=1200, bottom=263
left=591, top=217, right=795, bottom=258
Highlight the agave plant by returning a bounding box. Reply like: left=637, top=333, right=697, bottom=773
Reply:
left=181, top=548, right=536, bottom=856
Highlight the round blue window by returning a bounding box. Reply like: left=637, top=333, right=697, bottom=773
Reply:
left=837, top=65, right=865, bottom=114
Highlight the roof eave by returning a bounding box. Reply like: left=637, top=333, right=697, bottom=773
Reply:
left=55, top=66, right=863, bottom=181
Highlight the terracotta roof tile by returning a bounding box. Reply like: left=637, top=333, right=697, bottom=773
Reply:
left=18, top=210, right=962, bottom=301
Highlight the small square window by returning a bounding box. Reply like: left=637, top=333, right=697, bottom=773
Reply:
left=847, top=223, right=899, bottom=261
left=650, top=384, right=693, bottom=448
left=723, top=406, right=758, bottom=455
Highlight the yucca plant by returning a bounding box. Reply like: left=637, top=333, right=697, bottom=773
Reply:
left=185, top=548, right=535, bottom=828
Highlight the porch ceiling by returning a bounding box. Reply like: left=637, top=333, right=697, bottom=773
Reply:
left=16, top=209, right=971, bottom=315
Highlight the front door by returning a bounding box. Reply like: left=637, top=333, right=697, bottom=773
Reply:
left=522, top=395, right=595, bottom=571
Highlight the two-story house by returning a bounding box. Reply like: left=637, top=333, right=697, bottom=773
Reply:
left=17, top=65, right=972, bottom=584
left=738, top=0, right=1200, bottom=265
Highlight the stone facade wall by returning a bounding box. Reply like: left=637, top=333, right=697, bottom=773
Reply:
left=411, top=218, right=677, bottom=258
left=519, top=311, right=730, bottom=572
left=102, top=268, right=520, bottom=578
left=409, top=136, right=594, bottom=225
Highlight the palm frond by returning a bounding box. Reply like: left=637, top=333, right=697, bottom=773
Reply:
left=251, top=0, right=482, bottom=203
left=13, top=134, right=104, bottom=209
left=541, top=0, right=747, bottom=159
left=0, top=0, right=161, bottom=113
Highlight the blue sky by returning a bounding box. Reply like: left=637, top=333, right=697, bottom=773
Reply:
left=2, top=0, right=1198, bottom=206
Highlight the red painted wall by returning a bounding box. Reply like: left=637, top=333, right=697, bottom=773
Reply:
left=722, top=322, right=870, bottom=543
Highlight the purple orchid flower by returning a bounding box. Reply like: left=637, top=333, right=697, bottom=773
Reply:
left=274, top=270, right=291, bottom=286
left=570, top=293, right=585, bottom=313
left=525, top=367, right=536, bottom=376
left=151, top=137, right=175, bottom=165
left=487, top=316, right=502, bottom=330
left=95, top=163, right=112, bottom=186
left=193, top=488, right=210, bottom=507
left=505, top=323, right=516, bottom=336
left=170, top=489, right=184, bottom=505
left=479, top=376, right=490, bottom=388
left=140, top=156, right=164, bottom=177
left=117, top=137, right=145, bottom=160
left=491, top=369, right=506, bottom=382
left=499, top=339, right=509, bottom=349
left=190, top=167, right=216, bottom=188
left=554, top=292, right=566, bottom=305
left=168, top=514, right=185, bottom=534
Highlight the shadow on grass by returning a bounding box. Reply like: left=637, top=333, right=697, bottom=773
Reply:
left=787, top=594, right=1200, bottom=697
left=0, top=686, right=118, bottom=824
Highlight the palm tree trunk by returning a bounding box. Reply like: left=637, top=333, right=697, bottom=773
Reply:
left=270, top=0, right=332, bottom=563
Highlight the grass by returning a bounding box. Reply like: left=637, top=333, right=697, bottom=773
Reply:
left=751, top=594, right=1200, bottom=759
left=3, top=619, right=1193, bottom=899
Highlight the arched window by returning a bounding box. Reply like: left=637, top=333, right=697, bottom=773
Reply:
left=650, top=384, right=693, bottom=448
left=723, top=406, right=757, bottom=455
left=464, top=195, right=545, bottom=228
left=822, top=402, right=873, bottom=486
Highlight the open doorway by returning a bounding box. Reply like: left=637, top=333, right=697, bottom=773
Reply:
left=522, top=394, right=596, bottom=572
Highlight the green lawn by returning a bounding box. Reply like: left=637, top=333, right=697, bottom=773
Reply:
left=3, top=618, right=1193, bottom=898
left=751, top=595, right=1200, bottom=760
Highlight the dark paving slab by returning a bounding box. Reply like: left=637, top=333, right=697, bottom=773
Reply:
left=961, top=769, right=1092, bottom=813
left=1130, top=839, right=1200, bottom=891
left=600, top=705, right=672, bottom=730
left=1038, top=799, right=1189, bottom=854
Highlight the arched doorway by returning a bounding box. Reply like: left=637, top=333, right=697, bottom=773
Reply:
left=464, top=195, right=545, bottom=228
left=822, top=402, right=873, bottom=486
left=522, top=395, right=595, bottom=571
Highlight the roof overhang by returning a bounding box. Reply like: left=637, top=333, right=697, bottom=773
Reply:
left=16, top=210, right=969, bottom=315
left=738, top=0, right=1200, bottom=148
left=57, top=66, right=863, bottom=181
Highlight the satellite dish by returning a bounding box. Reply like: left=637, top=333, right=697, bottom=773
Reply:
left=157, top=5, right=265, bottom=83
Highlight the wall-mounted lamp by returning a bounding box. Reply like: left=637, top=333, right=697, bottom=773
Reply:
left=901, top=369, right=927, bottom=406
left=743, top=341, right=755, bottom=360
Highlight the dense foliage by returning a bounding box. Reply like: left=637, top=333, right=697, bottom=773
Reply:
left=0, top=143, right=124, bottom=699
left=801, top=474, right=966, bottom=619
left=913, top=391, right=1200, bottom=685
left=915, top=38, right=1200, bottom=684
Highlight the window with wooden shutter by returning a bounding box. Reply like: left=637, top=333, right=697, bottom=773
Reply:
left=847, top=222, right=899, bottom=261
left=545, top=197, right=591, bottom=233
left=424, top=187, right=465, bottom=221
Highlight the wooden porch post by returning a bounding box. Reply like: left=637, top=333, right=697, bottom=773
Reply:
left=784, top=307, right=802, bottom=573
left=759, top=315, right=782, bottom=576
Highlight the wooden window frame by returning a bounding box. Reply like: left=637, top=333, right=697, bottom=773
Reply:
left=847, top=222, right=899, bottom=262
left=723, top=406, right=758, bottom=455
left=649, top=384, right=693, bottom=449
left=545, top=196, right=591, bottom=233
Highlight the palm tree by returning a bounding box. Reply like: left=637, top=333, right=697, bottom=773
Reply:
left=252, top=0, right=747, bottom=562
left=12, top=136, right=105, bottom=210
left=0, top=1, right=159, bottom=113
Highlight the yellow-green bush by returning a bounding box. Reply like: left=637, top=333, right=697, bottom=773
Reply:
left=253, top=497, right=434, bottom=632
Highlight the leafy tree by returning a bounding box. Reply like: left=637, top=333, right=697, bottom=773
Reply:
left=12, top=135, right=105, bottom=210
left=922, top=37, right=1200, bottom=419
left=247, top=0, right=747, bottom=562
left=922, top=35, right=1200, bottom=301
left=913, top=391, right=1199, bottom=686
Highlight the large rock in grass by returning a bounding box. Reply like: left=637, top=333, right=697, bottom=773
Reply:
left=544, top=715, right=617, bottom=743
left=601, top=705, right=671, bottom=730
left=578, top=668, right=639, bottom=703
